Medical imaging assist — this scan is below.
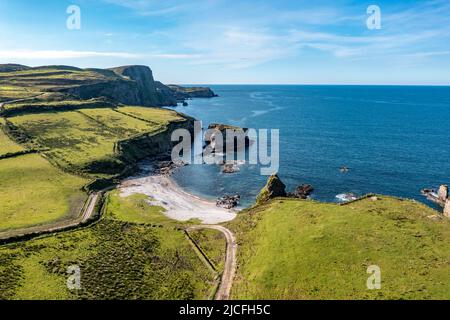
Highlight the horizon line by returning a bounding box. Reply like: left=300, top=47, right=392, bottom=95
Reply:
left=175, top=83, right=450, bottom=87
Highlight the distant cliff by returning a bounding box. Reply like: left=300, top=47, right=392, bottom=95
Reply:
left=167, top=85, right=218, bottom=99
left=0, top=64, right=217, bottom=107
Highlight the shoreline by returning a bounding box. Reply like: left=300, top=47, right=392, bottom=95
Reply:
left=118, top=166, right=238, bottom=225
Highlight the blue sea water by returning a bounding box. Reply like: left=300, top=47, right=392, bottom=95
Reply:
left=170, top=85, right=450, bottom=208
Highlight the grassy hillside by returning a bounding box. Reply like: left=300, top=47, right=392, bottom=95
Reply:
left=0, top=118, right=25, bottom=156
left=7, top=107, right=186, bottom=178
left=188, top=229, right=227, bottom=273
left=228, top=197, right=450, bottom=300
left=0, top=191, right=216, bottom=300
left=0, top=63, right=217, bottom=300
left=0, top=154, right=88, bottom=232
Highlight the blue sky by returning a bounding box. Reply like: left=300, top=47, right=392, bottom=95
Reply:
left=1, top=0, right=450, bottom=84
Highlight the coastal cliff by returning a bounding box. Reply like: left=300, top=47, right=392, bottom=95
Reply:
left=167, top=85, right=218, bottom=99
left=0, top=64, right=216, bottom=108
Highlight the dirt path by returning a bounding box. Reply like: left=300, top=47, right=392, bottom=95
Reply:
left=187, top=225, right=237, bottom=300
left=0, top=192, right=100, bottom=243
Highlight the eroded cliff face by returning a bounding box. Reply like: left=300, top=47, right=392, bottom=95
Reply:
left=84, top=117, right=195, bottom=191
left=116, top=117, right=195, bottom=164
left=109, top=65, right=174, bottom=106
left=60, top=65, right=177, bottom=107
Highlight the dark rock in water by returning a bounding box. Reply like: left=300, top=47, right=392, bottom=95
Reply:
left=217, top=195, right=240, bottom=209
left=155, top=159, right=187, bottom=176
left=421, top=188, right=435, bottom=195
left=182, top=101, right=189, bottom=106
left=205, top=123, right=252, bottom=154
left=288, top=184, right=314, bottom=199
left=222, top=163, right=240, bottom=174
left=256, top=174, right=287, bottom=204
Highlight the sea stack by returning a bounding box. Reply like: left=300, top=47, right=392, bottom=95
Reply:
left=256, top=174, right=287, bottom=204
left=438, top=185, right=448, bottom=202
left=444, top=199, right=450, bottom=219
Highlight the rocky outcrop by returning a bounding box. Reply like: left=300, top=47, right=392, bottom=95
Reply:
left=155, top=81, right=178, bottom=105
left=116, top=118, right=195, bottom=165
left=256, top=174, right=287, bottom=204
left=206, top=123, right=251, bottom=153
left=222, top=163, right=240, bottom=174
left=288, top=184, right=314, bottom=199
left=438, top=185, right=448, bottom=202
left=444, top=199, right=450, bottom=218
left=58, top=65, right=177, bottom=107
left=110, top=65, right=170, bottom=106
left=167, top=85, right=218, bottom=99
left=216, top=195, right=240, bottom=209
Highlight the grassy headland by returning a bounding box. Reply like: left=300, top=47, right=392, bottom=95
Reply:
left=228, top=196, right=450, bottom=300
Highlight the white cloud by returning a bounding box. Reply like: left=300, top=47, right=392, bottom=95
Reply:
left=0, top=50, right=141, bottom=59
left=102, top=0, right=186, bottom=16
left=0, top=50, right=199, bottom=60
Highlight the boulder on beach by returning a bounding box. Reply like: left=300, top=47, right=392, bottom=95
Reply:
left=216, top=195, right=240, bottom=209
left=256, top=174, right=287, bottom=204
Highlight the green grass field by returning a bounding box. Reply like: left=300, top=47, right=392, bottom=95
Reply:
left=105, top=191, right=170, bottom=225
left=0, top=66, right=124, bottom=104
left=0, top=191, right=216, bottom=300
left=2, top=98, right=111, bottom=114
left=117, top=106, right=185, bottom=126
left=8, top=107, right=182, bottom=177
left=188, top=229, right=227, bottom=273
left=228, top=197, right=450, bottom=300
left=0, top=118, right=25, bottom=156
left=0, top=85, right=41, bottom=102
left=0, top=153, right=88, bottom=232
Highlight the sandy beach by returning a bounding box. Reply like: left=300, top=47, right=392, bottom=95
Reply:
left=119, top=171, right=237, bottom=224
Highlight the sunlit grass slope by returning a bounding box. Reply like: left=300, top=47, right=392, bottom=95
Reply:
left=228, top=197, right=450, bottom=300
left=0, top=191, right=216, bottom=300
left=8, top=107, right=184, bottom=178
left=0, top=153, right=88, bottom=231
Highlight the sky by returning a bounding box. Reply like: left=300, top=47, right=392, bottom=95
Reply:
left=0, top=0, right=450, bottom=84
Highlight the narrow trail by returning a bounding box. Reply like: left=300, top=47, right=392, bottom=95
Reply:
left=0, top=94, right=45, bottom=112
left=187, top=225, right=237, bottom=300
left=0, top=192, right=100, bottom=243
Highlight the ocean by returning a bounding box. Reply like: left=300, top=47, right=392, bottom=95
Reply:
left=169, top=85, right=450, bottom=208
